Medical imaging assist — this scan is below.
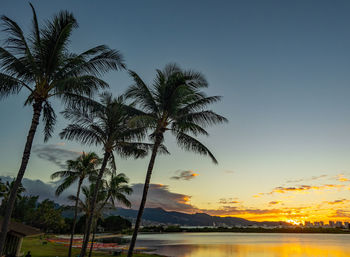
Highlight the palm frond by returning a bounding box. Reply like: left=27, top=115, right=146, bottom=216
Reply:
left=176, top=132, right=218, bottom=164
left=50, top=170, right=75, bottom=180
left=42, top=101, right=56, bottom=141
left=55, top=175, right=77, bottom=196
left=179, top=110, right=228, bottom=127
left=60, top=124, right=104, bottom=146
left=126, top=70, right=158, bottom=113
left=0, top=73, right=23, bottom=99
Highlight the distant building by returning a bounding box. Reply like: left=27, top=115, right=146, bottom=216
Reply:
left=335, top=221, right=343, bottom=228
left=329, top=221, right=335, bottom=228
left=304, top=221, right=312, bottom=227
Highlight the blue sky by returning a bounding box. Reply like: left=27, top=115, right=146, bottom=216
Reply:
left=1, top=0, right=350, bottom=221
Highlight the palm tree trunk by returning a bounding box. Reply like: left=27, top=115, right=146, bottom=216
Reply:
left=0, top=101, right=42, bottom=254
left=80, top=151, right=110, bottom=257
left=127, top=135, right=162, bottom=257
left=88, top=223, right=97, bottom=257
left=68, top=177, right=83, bottom=257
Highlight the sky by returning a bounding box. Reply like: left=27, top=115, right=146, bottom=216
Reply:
left=1, top=0, right=350, bottom=224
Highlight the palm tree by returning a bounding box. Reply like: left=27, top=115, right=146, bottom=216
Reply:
left=0, top=180, right=25, bottom=214
left=68, top=184, right=106, bottom=248
left=88, top=173, right=132, bottom=257
left=60, top=92, right=158, bottom=256
left=0, top=4, right=125, bottom=251
left=125, top=63, right=227, bottom=256
left=101, top=173, right=132, bottom=210
left=51, top=152, right=101, bottom=257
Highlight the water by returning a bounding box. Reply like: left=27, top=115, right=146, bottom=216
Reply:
left=131, top=232, right=350, bottom=257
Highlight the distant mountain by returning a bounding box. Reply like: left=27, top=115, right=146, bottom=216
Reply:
left=96, top=207, right=286, bottom=227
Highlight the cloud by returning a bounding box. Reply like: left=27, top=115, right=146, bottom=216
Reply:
left=336, top=174, right=350, bottom=182
left=32, top=144, right=82, bottom=168
left=255, top=184, right=345, bottom=197
left=269, top=201, right=282, bottom=205
left=333, top=209, right=350, bottom=218
left=218, top=198, right=240, bottom=204
left=171, top=170, right=198, bottom=181
left=286, top=175, right=328, bottom=183
left=224, top=170, right=235, bottom=174
left=325, top=199, right=349, bottom=205
left=202, top=206, right=283, bottom=216
left=128, top=183, right=199, bottom=212
left=0, top=176, right=75, bottom=204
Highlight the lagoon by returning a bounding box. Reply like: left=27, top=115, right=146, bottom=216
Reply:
left=131, top=232, right=350, bottom=257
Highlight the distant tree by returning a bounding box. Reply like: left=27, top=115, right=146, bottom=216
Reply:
left=125, top=63, right=227, bottom=256
left=60, top=93, right=154, bottom=256
left=31, top=199, right=66, bottom=233
left=51, top=152, right=101, bottom=257
left=100, top=216, right=131, bottom=232
left=12, top=195, right=38, bottom=222
left=0, top=3, right=125, bottom=252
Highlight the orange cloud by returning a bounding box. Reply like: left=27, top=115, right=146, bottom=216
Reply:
left=256, top=184, right=345, bottom=197
left=336, top=174, right=350, bottom=182
left=286, top=175, right=327, bottom=183
left=269, top=201, right=282, bottom=205
left=171, top=170, right=199, bottom=180
left=325, top=199, right=349, bottom=205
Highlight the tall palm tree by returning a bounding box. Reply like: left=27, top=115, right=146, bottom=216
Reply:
left=125, top=63, right=227, bottom=256
left=60, top=92, right=160, bottom=256
left=51, top=152, right=101, bottom=257
left=0, top=4, right=125, bottom=251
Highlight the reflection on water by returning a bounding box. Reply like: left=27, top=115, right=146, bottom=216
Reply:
left=132, top=232, right=350, bottom=257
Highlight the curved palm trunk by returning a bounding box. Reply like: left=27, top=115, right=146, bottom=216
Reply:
left=68, top=177, right=84, bottom=257
left=80, top=151, right=110, bottom=257
left=0, top=101, right=42, bottom=254
left=127, top=136, right=162, bottom=257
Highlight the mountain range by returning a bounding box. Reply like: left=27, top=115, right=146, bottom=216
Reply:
left=64, top=207, right=286, bottom=227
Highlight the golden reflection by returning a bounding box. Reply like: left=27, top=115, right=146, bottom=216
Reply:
left=158, top=243, right=350, bottom=257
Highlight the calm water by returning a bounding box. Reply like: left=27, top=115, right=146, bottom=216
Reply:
left=132, top=232, right=350, bottom=257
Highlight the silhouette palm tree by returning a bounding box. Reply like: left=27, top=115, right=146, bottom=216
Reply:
left=51, top=152, right=101, bottom=257
left=88, top=173, right=132, bottom=257
left=0, top=180, right=25, bottom=215
left=125, top=63, right=227, bottom=256
left=60, top=92, right=158, bottom=256
left=0, top=4, right=124, bottom=251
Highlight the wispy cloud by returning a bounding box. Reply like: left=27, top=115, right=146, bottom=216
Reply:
left=33, top=144, right=82, bottom=168
left=269, top=201, right=282, bottom=205
left=331, top=209, right=350, bottom=218
left=219, top=198, right=240, bottom=204
left=255, top=184, right=345, bottom=197
left=286, top=175, right=328, bottom=183
left=171, top=170, right=198, bottom=181
left=324, top=199, right=349, bottom=205
left=336, top=174, right=350, bottom=182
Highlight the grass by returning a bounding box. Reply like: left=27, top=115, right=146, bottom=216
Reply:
left=21, top=237, right=162, bottom=257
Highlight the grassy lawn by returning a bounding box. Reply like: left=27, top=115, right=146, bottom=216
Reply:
left=22, top=237, right=161, bottom=257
